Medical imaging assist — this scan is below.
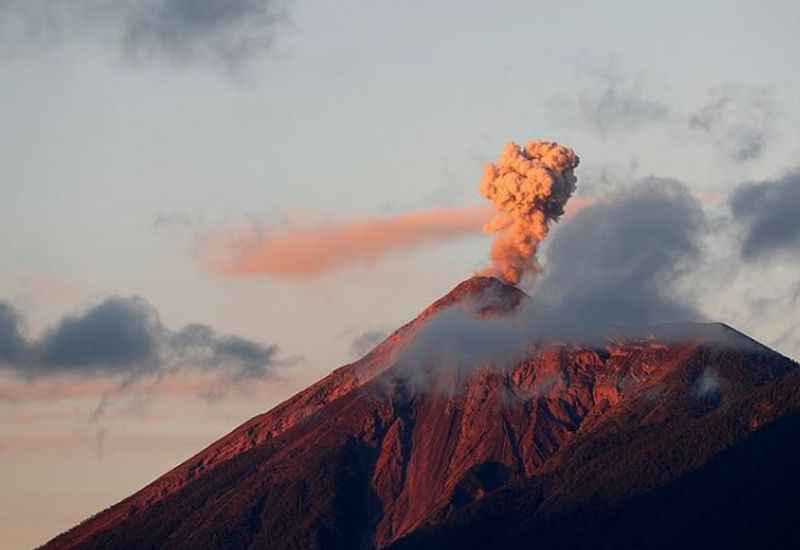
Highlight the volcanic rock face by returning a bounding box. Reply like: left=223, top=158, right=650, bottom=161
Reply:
left=44, top=277, right=800, bottom=550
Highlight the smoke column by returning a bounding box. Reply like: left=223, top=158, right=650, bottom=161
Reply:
left=479, top=141, right=580, bottom=284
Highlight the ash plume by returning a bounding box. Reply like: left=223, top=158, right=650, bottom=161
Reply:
left=479, top=141, right=580, bottom=284
left=208, top=206, right=490, bottom=279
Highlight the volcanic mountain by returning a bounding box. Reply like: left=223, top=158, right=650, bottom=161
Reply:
left=44, top=277, right=800, bottom=549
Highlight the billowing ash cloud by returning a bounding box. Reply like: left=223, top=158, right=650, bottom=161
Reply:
left=479, top=141, right=580, bottom=285
left=0, top=0, right=285, bottom=70
left=0, top=296, right=281, bottom=381
left=689, top=88, right=774, bottom=162
left=730, top=169, right=800, bottom=260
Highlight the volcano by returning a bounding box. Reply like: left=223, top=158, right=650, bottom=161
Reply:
left=43, top=277, right=800, bottom=550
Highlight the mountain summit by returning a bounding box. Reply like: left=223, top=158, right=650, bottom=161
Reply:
left=44, top=277, right=800, bottom=549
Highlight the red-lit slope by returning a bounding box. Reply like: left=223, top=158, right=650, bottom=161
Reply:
left=43, top=277, right=799, bottom=550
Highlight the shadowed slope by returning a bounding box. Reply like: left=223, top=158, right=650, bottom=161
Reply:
left=392, top=360, right=800, bottom=549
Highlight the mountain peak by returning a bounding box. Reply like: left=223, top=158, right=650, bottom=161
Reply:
left=422, top=276, right=527, bottom=319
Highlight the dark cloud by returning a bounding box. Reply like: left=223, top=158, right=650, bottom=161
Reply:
left=170, top=324, right=277, bottom=379
left=535, top=177, right=706, bottom=330
left=350, top=330, right=388, bottom=359
left=0, top=0, right=286, bottom=71
left=37, top=297, right=160, bottom=375
left=0, top=296, right=283, bottom=382
left=730, top=169, right=800, bottom=260
left=0, top=302, right=27, bottom=364
left=123, top=0, right=284, bottom=69
left=689, top=88, right=774, bottom=162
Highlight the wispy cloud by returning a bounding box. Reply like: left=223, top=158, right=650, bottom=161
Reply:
left=552, top=66, right=669, bottom=137
left=689, top=87, right=775, bottom=162
left=0, top=0, right=288, bottom=72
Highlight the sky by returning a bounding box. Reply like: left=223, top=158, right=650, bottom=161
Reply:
left=1, top=1, right=800, bottom=547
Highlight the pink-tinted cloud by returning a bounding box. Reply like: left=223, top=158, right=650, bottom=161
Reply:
left=207, top=206, right=491, bottom=278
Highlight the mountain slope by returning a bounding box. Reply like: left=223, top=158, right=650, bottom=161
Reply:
left=43, top=277, right=799, bottom=549
left=392, top=358, right=800, bottom=549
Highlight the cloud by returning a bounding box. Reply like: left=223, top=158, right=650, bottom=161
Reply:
left=0, top=302, right=27, bottom=364
left=0, top=296, right=283, bottom=383
left=730, top=169, right=800, bottom=261
left=578, top=80, right=669, bottom=137
left=169, top=323, right=277, bottom=379
left=534, top=177, right=706, bottom=330
left=689, top=87, right=774, bottom=162
left=37, top=297, right=160, bottom=375
left=350, top=330, right=388, bottom=359
left=122, top=0, right=285, bottom=70
left=552, top=68, right=669, bottom=137
left=729, top=169, right=800, bottom=260
left=0, top=0, right=286, bottom=71
left=694, top=367, right=721, bottom=399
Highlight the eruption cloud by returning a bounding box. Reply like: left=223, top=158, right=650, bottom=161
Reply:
left=479, top=141, right=580, bottom=284
left=206, top=142, right=588, bottom=280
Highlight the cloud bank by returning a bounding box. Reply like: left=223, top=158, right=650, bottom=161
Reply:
left=0, top=295, right=281, bottom=382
